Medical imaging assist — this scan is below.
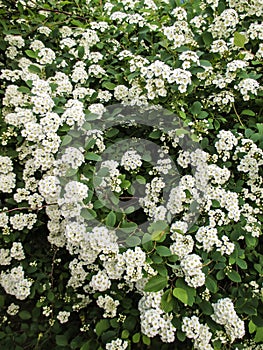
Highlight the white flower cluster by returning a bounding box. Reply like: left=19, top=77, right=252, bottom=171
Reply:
left=139, top=292, right=176, bottom=342
left=85, top=129, right=105, bottom=152
left=180, top=254, right=205, bottom=288
left=10, top=242, right=25, bottom=260
left=0, top=156, right=16, bottom=193
left=141, top=60, right=192, bottom=96
left=215, top=130, right=238, bottom=160
left=196, top=225, right=234, bottom=255
left=0, top=249, right=11, bottom=265
left=162, top=20, right=195, bottom=48
left=179, top=50, right=200, bottom=69
left=38, top=176, right=61, bottom=203
left=235, top=139, right=263, bottom=180
left=71, top=61, right=88, bottom=83
left=212, top=298, right=245, bottom=343
left=98, top=160, right=122, bottom=193
left=114, top=82, right=148, bottom=106
left=57, top=100, right=83, bottom=128
left=140, top=176, right=165, bottom=218
left=248, top=22, right=263, bottom=40
left=67, top=259, right=88, bottom=289
left=116, top=247, right=146, bottom=282
left=209, top=9, right=239, bottom=38
left=170, top=229, right=194, bottom=259
left=60, top=147, right=85, bottom=172
left=182, top=316, right=213, bottom=350
left=121, top=149, right=142, bottom=171
left=10, top=213, right=37, bottom=231
left=228, top=0, right=263, bottom=18
left=96, top=294, right=119, bottom=318
left=210, top=39, right=229, bottom=54
left=208, top=90, right=235, bottom=112
left=59, top=181, right=88, bottom=219
left=105, top=338, right=128, bottom=350
left=0, top=212, right=9, bottom=228
left=37, top=47, right=56, bottom=65
left=0, top=266, right=32, bottom=300
left=235, top=78, right=260, bottom=101
left=88, top=103, right=106, bottom=118
left=7, top=303, right=20, bottom=316
left=57, top=310, right=70, bottom=324
left=90, top=270, right=111, bottom=292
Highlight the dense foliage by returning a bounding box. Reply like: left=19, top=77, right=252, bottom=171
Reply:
left=0, top=0, right=263, bottom=349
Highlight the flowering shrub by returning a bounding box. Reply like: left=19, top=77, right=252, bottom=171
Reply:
left=0, top=0, right=263, bottom=349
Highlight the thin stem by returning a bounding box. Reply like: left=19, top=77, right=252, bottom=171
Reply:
left=36, top=7, right=87, bottom=20
left=49, top=247, right=59, bottom=289
left=232, top=103, right=244, bottom=127
left=1, top=203, right=57, bottom=214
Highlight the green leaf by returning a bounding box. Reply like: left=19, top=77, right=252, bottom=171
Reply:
left=152, top=264, right=168, bottom=277
left=149, top=221, right=169, bottom=242
left=142, top=233, right=153, bottom=251
left=56, top=335, right=68, bottom=346
left=125, top=236, right=141, bottom=247
left=132, top=333, right=140, bottom=343
left=105, top=128, right=119, bottom=138
left=190, top=101, right=202, bottom=115
left=175, top=279, right=196, bottom=306
left=65, top=167, right=78, bottom=177
left=205, top=276, right=218, bottom=293
left=202, top=32, right=213, bottom=46
left=236, top=258, right=247, bottom=269
left=95, top=319, right=110, bottom=336
left=121, top=329, right=129, bottom=339
left=85, top=152, right=102, bottom=161
left=78, top=46, right=85, bottom=59
left=144, top=275, right=168, bottom=292
left=199, top=300, right=213, bottom=315
left=81, top=208, right=96, bottom=220
left=255, top=327, right=263, bottom=343
left=106, top=211, right=116, bottom=227
left=123, top=315, right=137, bottom=331
left=71, top=19, right=85, bottom=27
left=142, top=335, right=151, bottom=346
left=249, top=320, right=257, bottom=334
left=177, top=330, right=186, bottom=342
left=234, top=32, right=247, bottom=48
left=173, top=288, right=188, bottom=305
left=156, top=246, right=171, bottom=257
left=18, top=310, right=31, bottom=320
left=80, top=340, right=94, bottom=350
left=161, top=289, right=174, bottom=313
left=149, top=130, right=161, bottom=139
left=61, top=135, right=72, bottom=146
left=0, top=295, right=5, bottom=307
left=102, top=81, right=116, bottom=90
left=241, top=109, right=256, bottom=116
left=200, top=59, right=212, bottom=67
left=252, top=316, right=263, bottom=327
left=47, top=291, right=55, bottom=302
left=25, top=49, right=37, bottom=59
left=28, top=64, right=41, bottom=74
left=213, top=339, right=222, bottom=350
left=226, top=269, right=241, bottom=282
left=175, top=128, right=189, bottom=136
left=17, top=86, right=31, bottom=93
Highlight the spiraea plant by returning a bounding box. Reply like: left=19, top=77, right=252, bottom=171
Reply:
left=0, top=0, right=263, bottom=349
